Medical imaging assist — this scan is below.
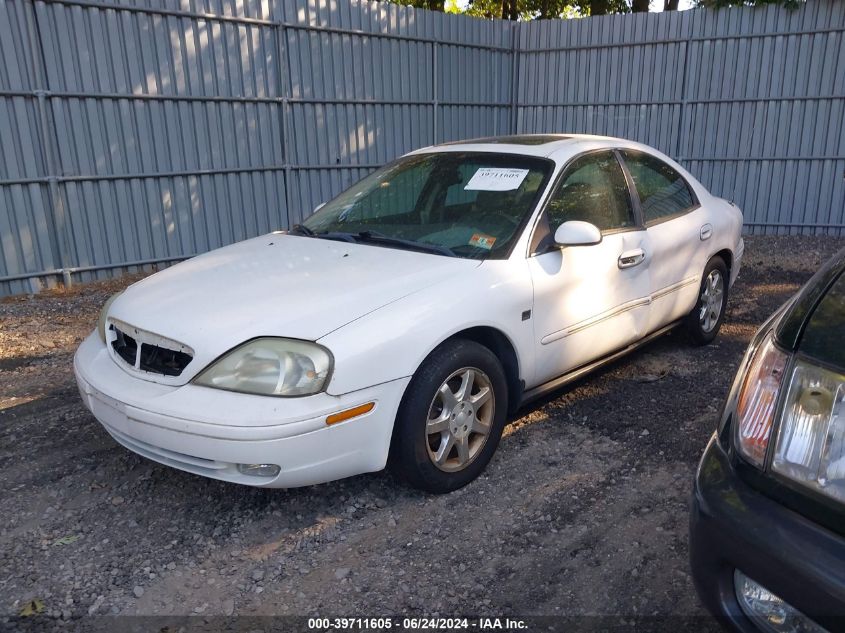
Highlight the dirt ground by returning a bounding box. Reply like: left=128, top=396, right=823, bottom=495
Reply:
left=1, top=236, right=842, bottom=631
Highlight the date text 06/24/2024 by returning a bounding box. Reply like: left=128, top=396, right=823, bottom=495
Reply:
left=306, top=617, right=528, bottom=630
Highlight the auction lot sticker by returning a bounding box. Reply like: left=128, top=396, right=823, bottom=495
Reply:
left=464, top=168, right=529, bottom=191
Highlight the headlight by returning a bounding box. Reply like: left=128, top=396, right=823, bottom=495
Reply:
left=97, top=291, right=124, bottom=342
left=772, top=359, right=845, bottom=503
left=735, top=332, right=789, bottom=467
left=193, top=338, right=332, bottom=397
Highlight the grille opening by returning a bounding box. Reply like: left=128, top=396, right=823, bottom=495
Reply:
left=110, top=324, right=193, bottom=377
left=139, top=343, right=192, bottom=377
left=111, top=327, right=138, bottom=366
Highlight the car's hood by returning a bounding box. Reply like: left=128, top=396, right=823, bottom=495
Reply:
left=107, top=234, right=479, bottom=382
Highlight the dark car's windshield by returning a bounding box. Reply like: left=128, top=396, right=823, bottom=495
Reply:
left=300, top=152, right=552, bottom=259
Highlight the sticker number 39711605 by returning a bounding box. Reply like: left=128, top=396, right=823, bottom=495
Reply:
left=464, top=168, right=529, bottom=192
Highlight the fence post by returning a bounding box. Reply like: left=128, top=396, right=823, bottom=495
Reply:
left=24, top=0, right=73, bottom=286
left=674, top=39, right=691, bottom=161
left=509, top=21, right=518, bottom=135
left=432, top=41, right=439, bottom=145
left=275, top=17, right=294, bottom=228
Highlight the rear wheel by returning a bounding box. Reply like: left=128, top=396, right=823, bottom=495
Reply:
left=389, top=339, right=508, bottom=493
left=686, top=256, right=728, bottom=345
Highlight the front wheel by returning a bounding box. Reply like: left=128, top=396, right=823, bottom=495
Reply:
left=389, top=339, right=508, bottom=493
left=686, top=256, right=728, bottom=346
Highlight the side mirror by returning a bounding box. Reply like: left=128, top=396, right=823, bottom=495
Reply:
left=313, top=202, right=326, bottom=213
left=554, top=220, right=602, bottom=247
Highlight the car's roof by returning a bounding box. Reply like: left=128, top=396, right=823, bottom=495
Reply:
left=413, top=133, right=647, bottom=161
left=437, top=134, right=575, bottom=147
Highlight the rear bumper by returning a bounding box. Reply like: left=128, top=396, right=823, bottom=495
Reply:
left=74, top=332, right=410, bottom=487
left=689, top=434, right=845, bottom=632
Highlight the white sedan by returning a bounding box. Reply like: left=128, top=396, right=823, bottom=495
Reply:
left=74, top=134, right=744, bottom=493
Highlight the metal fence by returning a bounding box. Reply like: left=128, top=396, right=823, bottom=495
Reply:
left=516, top=0, right=845, bottom=237
left=0, top=0, right=842, bottom=295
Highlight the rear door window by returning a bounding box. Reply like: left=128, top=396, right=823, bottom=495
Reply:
left=620, top=150, right=696, bottom=224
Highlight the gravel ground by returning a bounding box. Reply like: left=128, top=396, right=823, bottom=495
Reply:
left=1, top=236, right=842, bottom=631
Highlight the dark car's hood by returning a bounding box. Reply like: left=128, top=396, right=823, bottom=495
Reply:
left=776, top=246, right=845, bottom=369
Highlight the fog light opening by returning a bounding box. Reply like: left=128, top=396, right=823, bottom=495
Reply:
left=236, top=463, right=281, bottom=478
left=734, top=570, right=828, bottom=633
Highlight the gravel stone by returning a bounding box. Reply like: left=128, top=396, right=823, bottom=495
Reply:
left=0, top=236, right=836, bottom=622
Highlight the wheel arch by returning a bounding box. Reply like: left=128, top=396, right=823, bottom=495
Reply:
left=712, top=248, right=733, bottom=277
left=426, top=326, right=524, bottom=415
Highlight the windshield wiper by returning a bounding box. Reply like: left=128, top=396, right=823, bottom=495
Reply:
left=354, top=231, right=456, bottom=257
left=304, top=229, right=455, bottom=256
left=311, top=231, right=357, bottom=243
left=289, top=223, right=317, bottom=236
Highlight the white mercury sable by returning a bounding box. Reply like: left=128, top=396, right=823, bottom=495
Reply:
left=75, top=134, right=744, bottom=493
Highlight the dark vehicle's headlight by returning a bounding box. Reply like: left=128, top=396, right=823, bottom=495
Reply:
left=772, top=359, right=845, bottom=503
left=735, top=332, right=845, bottom=503
left=194, top=338, right=332, bottom=397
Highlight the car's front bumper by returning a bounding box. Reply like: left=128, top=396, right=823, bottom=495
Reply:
left=689, top=434, right=845, bottom=632
left=73, top=332, right=410, bottom=488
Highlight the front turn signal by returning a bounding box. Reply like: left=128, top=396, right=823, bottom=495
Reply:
left=326, top=402, right=375, bottom=426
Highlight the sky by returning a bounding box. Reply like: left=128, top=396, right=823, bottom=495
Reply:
left=658, top=0, right=696, bottom=9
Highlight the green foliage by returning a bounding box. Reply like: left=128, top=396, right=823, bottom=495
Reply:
left=390, top=0, right=800, bottom=19
left=389, top=0, right=628, bottom=20
left=695, top=0, right=801, bottom=7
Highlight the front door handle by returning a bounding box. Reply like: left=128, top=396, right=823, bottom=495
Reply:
left=618, top=248, right=645, bottom=269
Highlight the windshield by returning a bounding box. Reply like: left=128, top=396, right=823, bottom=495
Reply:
left=300, top=152, right=553, bottom=259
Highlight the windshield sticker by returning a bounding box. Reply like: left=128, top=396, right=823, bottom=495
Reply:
left=469, top=233, right=497, bottom=250
left=464, top=168, right=530, bottom=192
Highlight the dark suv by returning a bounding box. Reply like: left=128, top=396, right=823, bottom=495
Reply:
left=690, top=248, right=845, bottom=633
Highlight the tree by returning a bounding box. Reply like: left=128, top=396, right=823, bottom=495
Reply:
left=392, top=0, right=800, bottom=19
left=696, top=0, right=800, bottom=7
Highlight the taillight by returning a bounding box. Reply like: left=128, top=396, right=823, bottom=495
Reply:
left=735, top=333, right=790, bottom=467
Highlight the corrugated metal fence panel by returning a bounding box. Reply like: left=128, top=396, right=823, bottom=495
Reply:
left=1, top=0, right=844, bottom=296
left=515, top=1, right=845, bottom=237
left=0, top=0, right=57, bottom=295
left=517, top=10, right=688, bottom=156
left=35, top=0, right=287, bottom=287
left=0, top=0, right=290, bottom=295
left=278, top=0, right=514, bottom=218
left=516, top=11, right=690, bottom=156
left=679, top=0, right=845, bottom=235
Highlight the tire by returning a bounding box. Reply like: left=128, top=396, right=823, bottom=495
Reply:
left=388, top=339, right=508, bottom=494
left=686, top=256, right=729, bottom=346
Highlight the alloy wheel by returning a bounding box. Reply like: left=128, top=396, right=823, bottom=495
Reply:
left=699, top=269, right=725, bottom=333
left=425, top=367, right=495, bottom=472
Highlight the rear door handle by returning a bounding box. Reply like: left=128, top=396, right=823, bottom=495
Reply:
left=618, top=248, right=645, bottom=269
left=700, top=224, right=713, bottom=240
